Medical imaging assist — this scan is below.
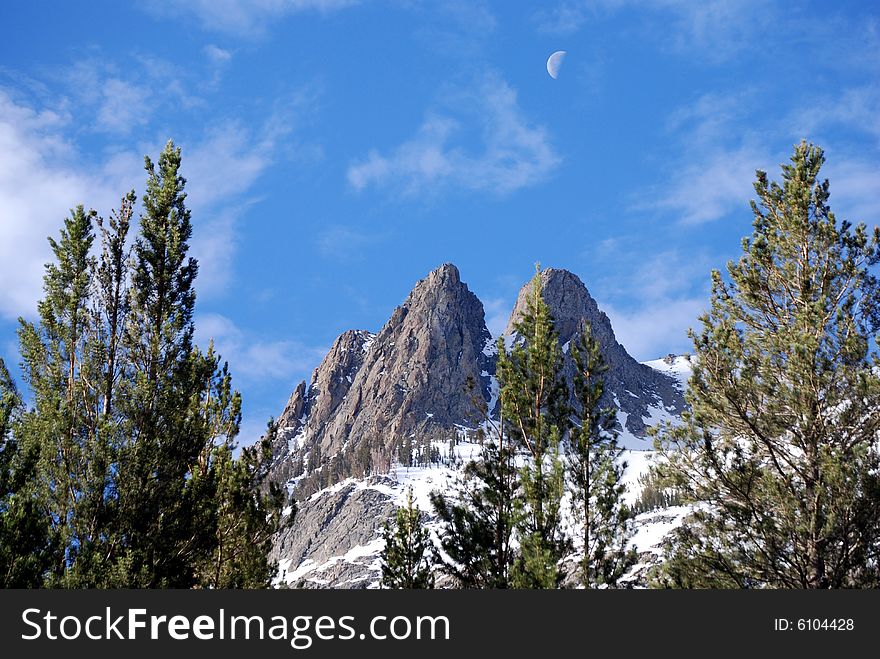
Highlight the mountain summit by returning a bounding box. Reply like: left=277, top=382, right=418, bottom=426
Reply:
left=269, top=263, right=685, bottom=493
left=269, top=263, right=494, bottom=493
left=269, top=263, right=689, bottom=587
left=505, top=267, right=685, bottom=441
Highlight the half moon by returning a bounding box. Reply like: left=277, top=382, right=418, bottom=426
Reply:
left=547, top=51, right=566, bottom=79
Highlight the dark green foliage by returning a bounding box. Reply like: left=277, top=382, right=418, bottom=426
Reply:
left=631, top=467, right=683, bottom=515
left=652, top=142, right=880, bottom=588
left=381, top=487, right=434, bottom=589
left=199, top=421, right=291, bottom=588
left=497, top=266, right=570, bottom=588
left=431, top=438, right=517, bottom=588
left=2, top=141, right=287, bottom=588
left=0, top=358, right=51, bottom=586
left=569, top=325, right=636, bottom=587
left=430, top=376, right=517, bottom=588
left=17, top=204, right=113, bottom=585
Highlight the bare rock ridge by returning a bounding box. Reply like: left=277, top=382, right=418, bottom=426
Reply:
left=268, top=263, right=688, bottom=587
left=505, top=268, right=685, bottom=439
left=270, top=329, right=374, bottom=486
left=269, top=263, right=686, bottom=493
left=269, top=263, right=494, bottom=492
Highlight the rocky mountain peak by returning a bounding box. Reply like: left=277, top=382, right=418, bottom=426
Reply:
left=269, top=263, right=494, bottom=495
left=505, top=268, right=685, bottom=442
left=505, top=267, right=613, bottom=345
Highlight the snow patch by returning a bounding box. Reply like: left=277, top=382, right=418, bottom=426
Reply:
left=643, top=355, right=693, bottom=392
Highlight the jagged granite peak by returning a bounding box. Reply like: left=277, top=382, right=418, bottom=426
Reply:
left=269, top=329, right=374, bottom=486
left=269, top=264, right=692, bottom=587
left=505, top=267, right=685, bottom=442
left=317, top=262, right=493, bottom=453
left=270, top=263, right=494, bottom=493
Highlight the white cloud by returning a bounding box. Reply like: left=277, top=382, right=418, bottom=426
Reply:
left=596, top=250, right=710, bottom=360
left=95, top=78, right=152, bottom=134
left=605, top=297, right=705, bottom=361
left=316, top=225, right=382, bottom=260
left=194, top=312, right=327, bottom=383
left=410, top=0, right=497, bottom=58
left=535, top=0, right=769, bottom=58
left=64, top=57, right=201, bottom=135
left=824, top=158, right=880, bottom=227
left=0, top=66, right=313, bottom=317
left=347, top=76, right=560, bottom=197
left=203, top=44, right=233, bottom=65
left=182, top=104, right=310, bottom=295
left=648, top=144, right=772, bottom=225
left=0, top=89, right=142, bottom=320
left=633, top=90, right=776, bottom=225
left=791, top=85, right=880, bottom=147
left=144, top=0, right=359, bottom=38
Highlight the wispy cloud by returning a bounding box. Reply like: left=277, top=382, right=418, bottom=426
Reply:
left=630, top=89, right=777, bottom=225
left=95, top=79, right=152, bottom=135
left=790, top=85, right=880, bottom=148
left=597, top=250, right=711, bottom=360
left=143, top=0, right=359, bottom=38
left=347, top=75, right=560, bottom=197
left=183, top=93, right=318, bottom=295
left=204, top=44, right=233, bottom=66
left=64, top=56, right=203, bottom=135
left=535, top=0, right=771, bottom=60
left=645, top=143, right=772, bottom=225
left=194, top=312, right=327, bottom=383
left=410, top=0, right=497, bottom=58
left=0, top=59, right=317, bottom=318
left=0, top=89, right=142, bottom=320
left=316, top=225, right=384, bottom=260
left=824, top=157, right=880, bottom=227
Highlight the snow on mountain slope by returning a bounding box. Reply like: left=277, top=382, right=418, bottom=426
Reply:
left=272, top=352, right=694, bottom=589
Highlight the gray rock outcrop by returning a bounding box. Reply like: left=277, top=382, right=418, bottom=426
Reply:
left=505, top=268, right=685, bottom=440
left=271, top=478, right=398, bottom=588
left=269, top=263, right=493, bottom=491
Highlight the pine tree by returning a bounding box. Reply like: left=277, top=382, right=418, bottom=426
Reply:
left=497, top=265, right=570, bottom=588
left=2, top=142, right=285, bottom=588
left=431, top=439, right=517, bottom=588
left=0, top=358, right=51, bottom=586
left=198, top=407, right=289, bottom=588
left=568, top=324, right=636, bottom=588
left=94, top=191, right=135, bottom=417
left=431, top=376, right=517, bottom=588
left=380, top=487, right=434, bottom=589
left=17, top=205, right=116, bottom=585
left=652, top=142, right=880, bottom=588
left=111, top=140, right=277, bottom=587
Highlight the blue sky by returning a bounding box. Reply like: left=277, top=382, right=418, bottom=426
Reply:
left=1, top=0, right=878, bottom=444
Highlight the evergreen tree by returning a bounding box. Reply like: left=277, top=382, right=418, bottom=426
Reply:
left=2, top=142, right=285, bottom=588
left=198, top=402, right=289, bottom=588
left=17, top=205, right=115, bottom=585
left=112, top=141, right=233, bottom=587
left=94, top=191, right=135, bottom=417
left=652, top=142, right=880, bottom=588
left=0, top=358, right=50, bottom=586
left=497, top=266, right=569, bottom=588
left=381, top=487, right=434, bottom=589
left=431, top=439, right=517, bottom=588
left=568, top=325, right=636, bottom=587
left=431, top=376, right=517, bottom=588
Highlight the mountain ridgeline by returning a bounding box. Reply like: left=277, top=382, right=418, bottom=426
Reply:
left=268, top=264, right=685, bottom=498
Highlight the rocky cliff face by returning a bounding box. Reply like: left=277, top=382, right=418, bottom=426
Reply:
left=269, top=263, right=689, bottom=587
left=269, top=263, right=494, bottom=493
left=505, top=268, right=685, bottom=442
